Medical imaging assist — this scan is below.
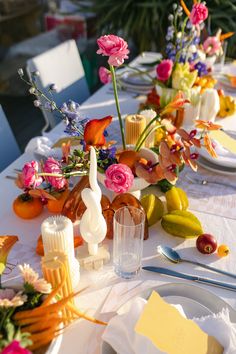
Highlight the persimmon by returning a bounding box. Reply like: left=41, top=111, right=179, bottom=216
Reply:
left=13, top=193, right=43, bottom=219
left=46, top=189, right=70, bottom=213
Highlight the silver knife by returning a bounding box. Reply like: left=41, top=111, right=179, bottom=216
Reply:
left=143, top=266, right=236, bottom=292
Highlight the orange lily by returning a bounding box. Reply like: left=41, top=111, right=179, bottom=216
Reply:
left=0, top=235, right=18, bottom=275
left=83, top=116, right=112, bottom=149
left=220, top=32, right=235, bottom=41
left=61, top=140, right=71, bottom=163
left=195, top=120, right=222, bottom=131
left=159, top=141, right=182, bottom=167
left=204, top=133, right=217, bottom=158
left=161, top=92, right=189, bottom=116
left=180, top=0, right=190, bottom=17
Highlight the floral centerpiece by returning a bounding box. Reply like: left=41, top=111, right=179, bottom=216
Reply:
left=15, top=31, right=224, bottom=216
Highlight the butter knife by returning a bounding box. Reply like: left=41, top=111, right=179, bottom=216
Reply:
left=143, top=266, right=236, bottom=292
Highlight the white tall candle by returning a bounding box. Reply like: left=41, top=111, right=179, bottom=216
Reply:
left=139, top=109, right=157, bottom=148
left=41, top=215, right=80, bottom=289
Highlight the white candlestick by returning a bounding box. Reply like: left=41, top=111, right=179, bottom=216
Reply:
left=41, top=215, right=80, bottom=288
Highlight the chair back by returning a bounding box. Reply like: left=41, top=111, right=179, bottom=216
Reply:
left=0, top=105, right=20, bottom=172
left=27, top=39, right=90, bottom=132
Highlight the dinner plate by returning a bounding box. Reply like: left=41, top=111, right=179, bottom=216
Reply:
left=197, top=131, right=236, bottom=169
left=198, top=156, right=236, bottom=175
left=101, top=282, right=236, bottom=354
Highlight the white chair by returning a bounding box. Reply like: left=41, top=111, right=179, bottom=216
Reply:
left=27, top=39, right=90, bottom=133
left=0, top=105, right=21, bottom=172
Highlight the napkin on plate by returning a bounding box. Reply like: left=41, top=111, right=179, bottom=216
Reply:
left=102, top=297, right=236, bottom=354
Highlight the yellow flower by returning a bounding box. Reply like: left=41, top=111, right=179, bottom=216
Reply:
left=172, top=63, right=198, bottom=91
left=218, top=95, right=236, bottom=118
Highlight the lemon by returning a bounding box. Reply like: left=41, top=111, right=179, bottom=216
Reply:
left=141, top=194, right=164, bottom=226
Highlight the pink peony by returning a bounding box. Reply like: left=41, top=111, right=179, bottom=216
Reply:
left=22, top=161, right=43, bottom=188
left=104, top=163, right=134, bottom=194
left=43, top=157, right=67, bottom=190
left=1, top=340, right=32, bottom=354
left=156, top=59, right=173, bottom=82
left=97, top=34, right=129, bottom=67
left=190, top=3, right=208, bottom=25
left=203, top=36, right=221, bottom=56
left=98, top=66, right=112, bottom=84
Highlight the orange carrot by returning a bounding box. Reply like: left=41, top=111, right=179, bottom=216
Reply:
left=66, top=302, right=107, bottom=325
left=22, top=318, right=64, bottom=333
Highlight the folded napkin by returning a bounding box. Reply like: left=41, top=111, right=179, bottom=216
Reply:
left=25, top=136, right=54, bottom=157
left=102, top=297, right=236, bottom=354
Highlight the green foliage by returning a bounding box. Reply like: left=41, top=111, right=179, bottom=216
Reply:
left=0, top=316, right=32, bottom=350
left=72, top=0, right=236, bottom=58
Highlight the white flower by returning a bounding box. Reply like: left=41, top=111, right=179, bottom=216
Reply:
left=0, top=288, right=27, bottom=308
left=189, top=45, right=197, bottom=53
left=140, top=109, right=157, bottom=120
left=19, top=264, right=52, bottom=294
left=176, top=32, right=182, bottom=39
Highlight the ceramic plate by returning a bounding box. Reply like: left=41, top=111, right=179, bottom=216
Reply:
left=101, top=282, right=236, bottom=354
left=198, top=131, right=236, bottom=169
left=198, top=156, right=236, bottom=175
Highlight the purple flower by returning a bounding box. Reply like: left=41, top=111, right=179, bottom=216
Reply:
left=194, top=62, right=208, bottom=77
left=61, top=100, right=88, bottom=136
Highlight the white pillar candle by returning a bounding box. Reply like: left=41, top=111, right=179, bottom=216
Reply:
left=139, top=109, right=157, bottom=148
left=41, top=215, right=80, bottom=289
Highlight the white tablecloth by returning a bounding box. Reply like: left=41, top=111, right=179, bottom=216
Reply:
left=1, top=54, right=236, bottom=354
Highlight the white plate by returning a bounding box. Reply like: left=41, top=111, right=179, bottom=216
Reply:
left=198, top=156, right=236, bottom=175
left=101, top=282, right=236, bottom=354
left=198, top=131, right=236, bottom=168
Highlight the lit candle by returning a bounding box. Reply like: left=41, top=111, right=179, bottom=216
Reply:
left=41, top=251, right=74, bottom=323
left=125, top=114, right=146, bottom=146
left=41, top=215, right=80, bottom=289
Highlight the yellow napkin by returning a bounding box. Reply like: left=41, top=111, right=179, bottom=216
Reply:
left=135, top=291, right=223, bottom=354
left=209, top=130, right=236, bottom=155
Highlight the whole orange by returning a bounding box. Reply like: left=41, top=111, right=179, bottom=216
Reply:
left=46, top=189, right=70, bottom=213
left=13, top=193, right=43, bottom=219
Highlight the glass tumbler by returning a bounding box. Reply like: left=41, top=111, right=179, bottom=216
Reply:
left=113, top=206, right=145, bottom=279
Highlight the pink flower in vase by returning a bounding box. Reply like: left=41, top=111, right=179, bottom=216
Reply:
left=22, top=161, right=43, bottom=188
left=1, top=340, right=32, bottom=354
left=97, top=34, right=129, bottom=66
left=203, top=36, right=221, bottom=56
left=104, top=163, right=134, bottom=194
left=190, top=3, right=208, bottom=25
left=43, top=157, right=67, bottom=190
left=98, top=66, right=112, bottom=84
left=156, top=59, right=173, bottom=82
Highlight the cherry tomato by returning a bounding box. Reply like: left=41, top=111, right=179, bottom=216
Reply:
left=196, top=234, right=217, bottom=254
left=217, top=244, right=230, bottom=258
left=13, top=193, right=43, bottom=219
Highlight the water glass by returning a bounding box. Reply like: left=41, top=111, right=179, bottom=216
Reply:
left=113, top=206, right=145, bottom=279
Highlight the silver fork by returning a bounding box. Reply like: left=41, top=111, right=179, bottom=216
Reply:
left=186, top=175, right=236, bottom=190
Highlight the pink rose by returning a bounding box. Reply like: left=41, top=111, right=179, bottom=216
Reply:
left=98, top=66, right=112, bottom=84
left=1, top=340, right=32, bottom=354
left=203, top=36, right=221, bottom=56
left=190, top=3, right=208, bottom=25
left=156, top=59, right=173, bottom=82
left=104, top=163, right=134, bottom=194
left=97, top=34, right=129, bottom=67
left=43, top=157, right=67, bottom=190
left=22, top=161, right=43, bottom=188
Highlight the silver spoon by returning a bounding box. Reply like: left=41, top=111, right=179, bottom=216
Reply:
left=185, top=175, right=236, bottom=190
left=157, top=245, right=236, bottom=280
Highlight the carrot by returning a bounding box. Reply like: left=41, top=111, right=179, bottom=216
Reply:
left=22, top=318, right=64, bottom=333
left=66, top=302, right=107, bottom=325
left=14, top=290, right=81, bottom=320
left=29, top=326, right=59, bottom=342
left=17, top=314, right=67, bottom=326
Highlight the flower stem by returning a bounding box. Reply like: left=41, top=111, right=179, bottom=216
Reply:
left=110, top=65, right=126, bottom=150
left=134, top=115, right=159, bottom=151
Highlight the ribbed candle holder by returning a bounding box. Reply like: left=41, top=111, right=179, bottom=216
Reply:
left=41, top=215, right=80, bottom=289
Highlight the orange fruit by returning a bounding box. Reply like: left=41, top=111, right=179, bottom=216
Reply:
left=46, top=189, right=70, bottom=213
left=13, top=193, right=43, bottom=219
left=36, top=234, right=83, bottom=256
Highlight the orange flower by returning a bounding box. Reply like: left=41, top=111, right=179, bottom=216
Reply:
left=204, top=133, right=217, bottom=158
left=61, top=140, right=71, bottom=163
left=159, top=141, right=182, bottom=168
left=161, top=92, right=189, bottom=116
left=180, top=0, right=190, bottom=16
left=83, top=116, right=112, bottom=150
left=182, top=146, right=198, bottom=171
left=177, top=128, right=201, bottom=148
left=0, top=235, right=18, bottom=274
left=195, top=120, right=222, bottom=131
left=220, top=32, right=235, bottom=41
left=29, top=189, right=57, bottom=201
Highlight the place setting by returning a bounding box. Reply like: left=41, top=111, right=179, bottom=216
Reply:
left=1, top=1, right=236, bottom=353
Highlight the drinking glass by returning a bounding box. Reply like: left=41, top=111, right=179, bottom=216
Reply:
left=113, top=206, right=145, bottom=279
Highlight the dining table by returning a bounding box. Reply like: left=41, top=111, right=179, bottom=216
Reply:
left=1, top=53, right=236, bottom=354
